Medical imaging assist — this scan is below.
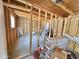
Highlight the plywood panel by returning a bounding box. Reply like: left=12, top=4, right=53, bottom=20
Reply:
left=63, top=18, right=67, bottom=35
left=57, top=17, right=63, bottom=37
left=53, top=17, right=59, bottom=37
left=4, top=7, right=18, bottom=58
left=65, top=18, right=71, bottom=34
left=69, top=17, right=78, bottom=36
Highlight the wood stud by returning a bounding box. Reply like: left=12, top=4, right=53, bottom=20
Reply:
left=67, top=17, right=71, bottom=34
left=29, top=5, right=33, bottom=54
left=61, top=18, right=65, bottom=36
left=49, top=14, right=52, bottom=38
left=76, top=17, right=79, bottom=35
left=37, top=9, right=41, bottom=47
left=44, top=11, right=47, bottom=47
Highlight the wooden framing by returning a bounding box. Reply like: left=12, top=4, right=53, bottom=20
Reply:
left=29, top=5, right=32, bottom=54
left=52, top=17, right=55, bottom=38
left=61, top=18, right=65, bottom=36
left=67, top=17, right=71, bottom=34
left=3, top=2, right=51, bottom=19
left=77, top=17, right=79, bottom=36
left=49, top=14, right=53, bottom=38
left=56, top=18, right=59, bottom=37
left=57, top=17, right=63, bottom=37
left=3, top=0, right=79, bottom=59
left=44, top=11, right=47, bottom=47
left=37, top=9, right=41, bottom=47
left=53, top=16, right=59, bottom=37
left=3, top=2, right=30, bottom=12
left=52, top=1, right=74, bottom=15
left=4, top=6, right=11, bottom=56
left=16, top=0, right=62, bottom=17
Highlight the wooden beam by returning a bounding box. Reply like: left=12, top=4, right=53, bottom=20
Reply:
left=52, top=17, right=55, bottom=38
left=56, top=19, right=59, bottom=37
left=3, top=2, right=51, bottom=19
left=52, top=1, right=74, bottom=15
left=45, top=12, right=47, bottom=22
left=44, top=11, right=47, bottom=47
left=61, top=18, right=65, bottom=36
left=37, top=9, right=41, bottom=47
left=67, top=17, right=71, bottom=34
left=49, top=14, right=53, bottom=38
left=3, top=2, right=30, bottom=12
left=53, top=16, right=59, bottom=37
left=29, top=5, right=32, bottom=54
left=76, top=17, right=79, bottom=35
left=16, top=0, right=63, bottom=17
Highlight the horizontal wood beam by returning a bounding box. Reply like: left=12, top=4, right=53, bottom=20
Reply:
left=3, top=2, right=30, bottom=12
left=16, top=0, right=62, bottom=17
left=3, top=2, right=51, bottom=19
left=52, top=1, right=74, bottom=15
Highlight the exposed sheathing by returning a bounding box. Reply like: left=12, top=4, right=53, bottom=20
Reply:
left=65, top=18, right=71, bottom=34
left=64, top=16, right=79, bottom=36
left=49, top=15, right=79, bottom=38
left=32, top=13, right=38, bottom=32
left=57, top=17, right=63, bottom=37
left=15, top=10, right=46, bottom=34
left=18, top=17, right=29, bottom=34
left=16, top=14, right=79, bottom=38
left=63, top=18, right=67, bottom=34
left=51, top=17, right=55, bottom=37
left=4, top=7, right=18, bottom=58
left=40, top=16, right=45, bottom=32
left=69, top=17, right=79, bottom=36
left=53, top=17, right=59, bottom=37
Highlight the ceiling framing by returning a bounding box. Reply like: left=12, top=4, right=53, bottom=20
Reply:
left=3, top=0, right=79, bottom=17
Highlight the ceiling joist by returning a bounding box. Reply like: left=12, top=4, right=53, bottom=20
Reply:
left=16, top=0, right=62, bottom=17
left=3, top=2, right=51, bottom=19
left=51, top=0, right=74, bottom=15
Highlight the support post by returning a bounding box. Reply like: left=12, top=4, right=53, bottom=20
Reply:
left=56, top=18, right=59, bottom=37
left=44, top=11, right=47, bottom=47
left=29, top=5, right=32, bottom=54
left=49, top=14, right=52, bottom=38
left=37, top=9, right=41, bottom=47
left=76, top=18, right=79, bottom=35
left=67, top=17, right=71, bottom=34
left=52, top=16, right=55, bottom=38
left=61, top=18, right=65, bottom=36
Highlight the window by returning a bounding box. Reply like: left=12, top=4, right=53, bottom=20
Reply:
left=10, top=14, right=15, bottom=28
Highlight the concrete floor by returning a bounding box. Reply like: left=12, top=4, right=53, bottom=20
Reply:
left=21, top=55, right=34, bottom=59
left=11, top=33, right=44, bottom=59
left=11, top=33, right=79, bottom=59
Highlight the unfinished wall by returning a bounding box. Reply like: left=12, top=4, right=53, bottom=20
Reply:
left=17, top=17, right=29, bottom=34
left=15, top=10, right=46, bottom=34
left=51, top=17, right=64, bottom=38
left=50, top=15, right=79, bottom=38
left=64, top=16, right=79, bottom=36
left=4, top=7, right=18, bottom=57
